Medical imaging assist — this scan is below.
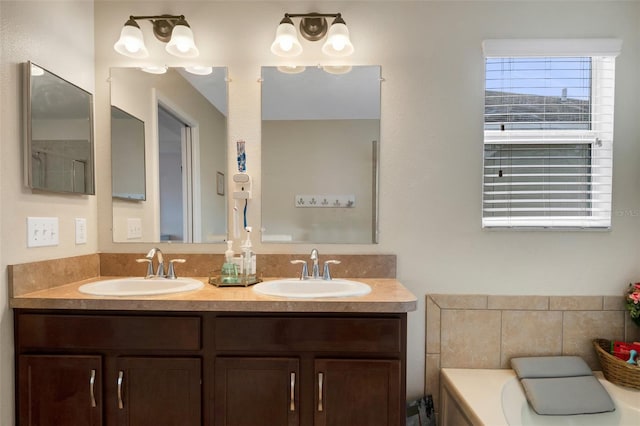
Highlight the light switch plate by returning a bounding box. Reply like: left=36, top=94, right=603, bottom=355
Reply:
left=75, top=218, right=87, bottom=244
left=27, top=217, right=59, bottom=248
left=127, top=218, right=142, bottom=239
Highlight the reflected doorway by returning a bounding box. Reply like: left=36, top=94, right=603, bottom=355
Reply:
left=158, top=105, right=197, bottom=242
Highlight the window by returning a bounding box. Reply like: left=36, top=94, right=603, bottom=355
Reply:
left=482, top=39, right=621, bottom=229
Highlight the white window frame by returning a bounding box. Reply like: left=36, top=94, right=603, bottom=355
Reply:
left=482, top=39, right=621, bottom=229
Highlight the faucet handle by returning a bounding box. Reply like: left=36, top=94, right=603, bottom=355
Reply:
left=322, top=260, right=341, bottom=281
left=136, top=258, right=154, bottom=278
left=290, top=260, right=308, bottom=280
left=166, top=259, right=186, bottom=279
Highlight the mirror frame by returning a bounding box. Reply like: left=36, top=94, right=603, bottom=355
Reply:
left=23, top=61, right=95, bottom=195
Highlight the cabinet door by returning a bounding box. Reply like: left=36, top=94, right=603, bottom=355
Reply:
left=18, top=354, right=102, bottom=426
left=314, top=359, right=401, bottom=426
left=115, top=357, right=201, bottom=426
left=214, top=357, right=299, bottom=426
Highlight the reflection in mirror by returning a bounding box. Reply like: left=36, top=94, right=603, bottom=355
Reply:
left=111, top=106, right=145, bottom=201
left=110, top=67, right=228, bottom=243
left=24, top=62, right=95, bottom=194
left=261, top=66, right=381, bottom=244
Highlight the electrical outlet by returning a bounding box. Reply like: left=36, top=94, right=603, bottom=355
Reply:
left=75, top=218, right=87, bottom=244
left=27, top=217, right=59, bottom=248
left=127, top=218, right=142, bottom=239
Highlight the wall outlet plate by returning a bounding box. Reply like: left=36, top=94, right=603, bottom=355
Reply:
left=27, top=217, right=59, bottom=248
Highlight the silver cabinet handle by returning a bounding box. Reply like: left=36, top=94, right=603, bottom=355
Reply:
left=89, top=369, right=96, bottom=408
left=289, top=372, right=296, bottom=412
left=318, top=372, right=324, bottom=412
left=117, top=371, right=124, bottom=409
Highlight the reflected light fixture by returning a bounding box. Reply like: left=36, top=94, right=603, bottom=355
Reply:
left=271, top=13, right=354, bottom=58
left=184, top=65, right=213, bottom=75
left=114, top=15, right=199, bottom=59
left=140, top=65, right=168, bottom=74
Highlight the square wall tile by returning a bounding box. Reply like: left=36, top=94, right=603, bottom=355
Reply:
left=563, top=311, right=624, bottom=369
left=501, top=310, right=563, bottom=367
left=441, top=310, right=501, bottom=369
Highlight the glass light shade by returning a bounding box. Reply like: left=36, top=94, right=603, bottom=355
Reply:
left=140, top=66, right=168, bottom=74
left=166, top=24, right=199, bottom=58
left=321, top=23, right=354, bottom=57
left=322, top=65, right=352, bottom=75
left=270, top=22, right=303, bottom=57
left=114, top=24, right=149, bottom=58
left=277, top=65, right=306, bottom=74
left=184, top=66, right=213, bottom=75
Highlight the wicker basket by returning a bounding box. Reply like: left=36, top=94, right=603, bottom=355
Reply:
left=592, top=339, right=640, bottom=390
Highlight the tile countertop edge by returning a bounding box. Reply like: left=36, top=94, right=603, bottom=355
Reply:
left=9, top=277, right=418, bottom=313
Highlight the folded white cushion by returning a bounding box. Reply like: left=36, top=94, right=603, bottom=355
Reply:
left=511, top=356, right=615, bottom=416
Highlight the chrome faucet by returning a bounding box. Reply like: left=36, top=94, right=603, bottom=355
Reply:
left=290, top=249, right=341, bottom=280
left=310, top=248, right=320, bottom=279
left=145, top=247, right=165, bottom=278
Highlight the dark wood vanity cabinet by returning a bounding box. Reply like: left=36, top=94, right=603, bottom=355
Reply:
left=18, top=354, right=103, bottom=426
left=213, top=315, right=406, bottom=426
left=14, top=310, right=407, bottom=426
left=15, top=312, right=202, bottom=426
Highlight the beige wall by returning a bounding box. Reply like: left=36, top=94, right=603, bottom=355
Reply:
left=0, top=1, right=95, bottom=423
left=262, top=119, right=378, bottom=243
left=0, top=2, right=639, bottom=423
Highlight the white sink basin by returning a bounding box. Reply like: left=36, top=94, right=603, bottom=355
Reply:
left=78, top=277, right=204, bottom=296
left=253, top=278, right=371, bottom=298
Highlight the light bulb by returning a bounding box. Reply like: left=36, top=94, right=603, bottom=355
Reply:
left=331, top=38, right=346, bottom=52
left=124, top=39, right=142, bottom=53
left=279, top=38, right=293, bottom=52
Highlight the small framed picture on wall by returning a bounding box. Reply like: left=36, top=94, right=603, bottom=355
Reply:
left=216, top=172, right=224, bottom=196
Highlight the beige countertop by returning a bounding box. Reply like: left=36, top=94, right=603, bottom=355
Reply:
left=10, top=277, right=417, bottom=313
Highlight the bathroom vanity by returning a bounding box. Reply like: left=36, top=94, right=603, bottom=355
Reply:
left=11, top=277, right=416, bottom=426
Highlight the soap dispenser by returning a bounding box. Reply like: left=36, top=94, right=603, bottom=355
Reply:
left=241, top=227, right=256, bottom=280
left=221, top=240, right=238, bottom=283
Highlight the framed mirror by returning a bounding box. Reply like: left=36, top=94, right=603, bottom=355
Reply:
left=111, top=106, right=146, bottom=201
left=261, top=66, right=381, bottom=244
left=24, top=62, right=95, bottom=194
left=110, top=67, right=228, bottom=243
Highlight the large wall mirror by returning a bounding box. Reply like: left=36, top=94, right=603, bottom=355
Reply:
left=110, top=67, right=228, bottom=243
left=261, top=66, right=381, bottom=244
left=24, top=62, right=95, bottom=194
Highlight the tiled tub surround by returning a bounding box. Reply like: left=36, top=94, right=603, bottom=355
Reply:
left=426, top=294, right=640, bottom=420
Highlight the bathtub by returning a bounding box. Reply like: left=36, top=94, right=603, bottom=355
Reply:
left=440, top=368, right=640, bottom=426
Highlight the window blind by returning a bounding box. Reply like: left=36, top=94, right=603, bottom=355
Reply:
left=482, top=40, right=620, bottom=229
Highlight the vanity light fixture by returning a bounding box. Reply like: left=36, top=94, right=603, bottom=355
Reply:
left=271, top=13, right=354, bottom=58
left=114, top=15, right=199, bottom=59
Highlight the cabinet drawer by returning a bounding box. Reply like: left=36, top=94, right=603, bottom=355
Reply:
left=17, top=314, right=201, bottom=351
left=215, top=316, right=401, bottom=353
